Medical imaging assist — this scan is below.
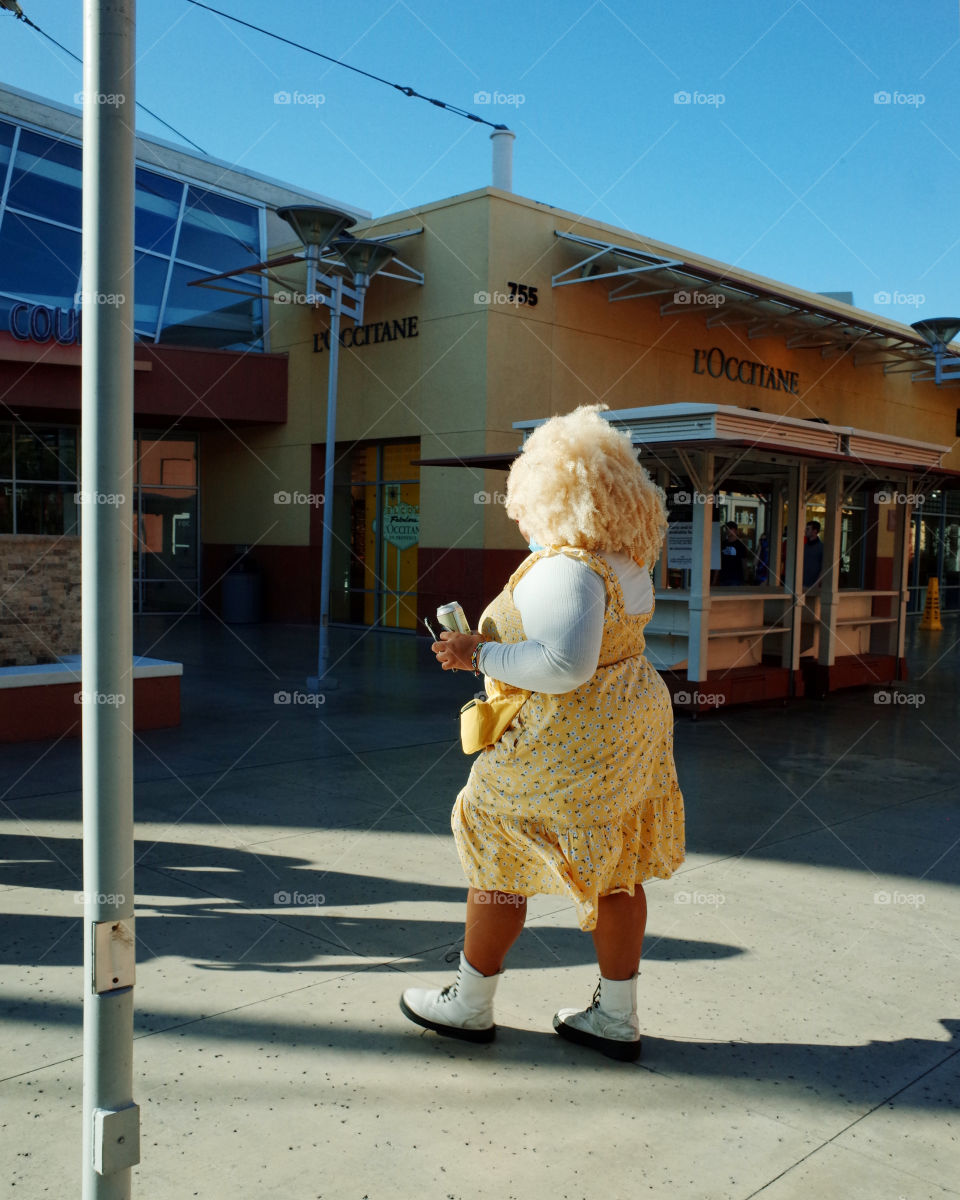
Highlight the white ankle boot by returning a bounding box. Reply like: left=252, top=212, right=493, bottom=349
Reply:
left=553, top=975, right=642, bottom=1061
left=400, top=952, right=499, bottom=1043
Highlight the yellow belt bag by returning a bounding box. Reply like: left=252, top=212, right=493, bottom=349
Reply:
left=459, top=691, right=528, bottom=754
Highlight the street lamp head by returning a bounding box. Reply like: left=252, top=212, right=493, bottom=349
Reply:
left=911, top=317, right=960, bottom=349
left=332, top=237, right=397, bottom=289
left=277, top=205, right=357, bottom=254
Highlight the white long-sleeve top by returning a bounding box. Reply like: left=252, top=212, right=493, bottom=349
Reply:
left=477, top=552, right=653, bottom=694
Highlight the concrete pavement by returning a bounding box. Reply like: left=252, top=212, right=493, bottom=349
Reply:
left=1, top=613, right=959, bottom=1199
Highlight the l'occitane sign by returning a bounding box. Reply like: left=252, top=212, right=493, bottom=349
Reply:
left=313, top=315, right=419, bottom=354
left=693, top=346, right=800, bottom=395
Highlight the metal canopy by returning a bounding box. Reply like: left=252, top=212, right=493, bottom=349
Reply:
left=416, top=403, right=956, bottom=492
left=552, top=231, right=960, bottom=383
left=189, top=226, right=425, bottom=299
left=514, top=402, right=951, bottom=480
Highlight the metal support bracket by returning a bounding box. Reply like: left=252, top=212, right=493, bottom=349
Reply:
left=675, top=448, right=702, bottom=495
left=93, top=917, right=135, bottom=994
left=94, top=1103, right=141, bottom=1175
left=552, top=230, right=681, bottom=292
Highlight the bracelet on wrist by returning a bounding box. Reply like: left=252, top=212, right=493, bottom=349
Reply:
left=471, top=636, right=488, bottom=676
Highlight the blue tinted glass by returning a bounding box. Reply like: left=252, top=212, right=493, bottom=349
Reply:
left=8, top=130, right=82, bottom=228
left=0, top=296, right=23, bottom=336
left=0, top=212, right=81, bottom=305
left=134, top=252, right=169, bottom=335
left=135, top=168, right=182, bottom=256
left=159, top=263, right=262, bottom=350
left=0, top=121, right=14, bottom=190
left=176, top=186, right=260, bottom=270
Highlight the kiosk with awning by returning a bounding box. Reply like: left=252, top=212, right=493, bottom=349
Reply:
left=513, top=403, right=950, bottom=710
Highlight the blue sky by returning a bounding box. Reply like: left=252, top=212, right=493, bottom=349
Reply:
left=4, top=0, right=959, bottom=321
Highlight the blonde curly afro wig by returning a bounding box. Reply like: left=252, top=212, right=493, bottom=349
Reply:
left=505, top=405, right=667, bottom=566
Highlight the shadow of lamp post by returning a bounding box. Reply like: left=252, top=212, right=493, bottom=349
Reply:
left=276, top=206, right=398, bottom=689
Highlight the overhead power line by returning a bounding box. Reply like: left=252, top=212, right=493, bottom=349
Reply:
left=1, top=2, right=208, bottom=154
left=184, top=0, right=510, bottom=132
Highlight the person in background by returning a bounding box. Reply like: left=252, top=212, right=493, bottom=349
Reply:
left=399, top=405, right=685, bottom=1062
left=718, top=520, right=746, bottom=585
left=803, top=520, right=823, bottom=590
left=754, top=532, right=770, bottom=585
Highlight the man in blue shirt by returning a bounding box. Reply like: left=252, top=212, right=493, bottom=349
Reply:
left=803, top=520, right=823, bottom=590
left=719, top=521, right=746, bottom=585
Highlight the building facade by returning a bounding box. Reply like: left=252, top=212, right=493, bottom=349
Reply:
left=2, top=85, right=957, bottom=667
left=234, top=184, right=958, bottom=631
left=0, top=84, right=364, bottom=632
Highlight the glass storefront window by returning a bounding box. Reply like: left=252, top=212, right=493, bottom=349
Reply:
left=159, top=263, right=263, bottom=350
left=135, top=167, right=183, bottom=256
left=0, top=118, right=265, bottom=351
left=14, top=426, right=77, bottom=481
left=0, top=119, right=14, bottom=186
left=0, top=424, right=79, bottom=536
left=381, top=443, right=421, bottom=480
left=0, top=482, right=12, bottom=534
left=134, top=435, right=199, bottom=614
left=712, top=492, right=766, bottom=585
left=134, top=251, right=170, bottom=336
left=839, top=493, right=866, bottom=589
left=799, top=494, right=865, bottom=589
left=944, top=493, right=960, bottom=611
left=351, top=445, right=379, bottom=484
left=7, top=130, right=82, bottom=227
left=905, top=492, right=960, bottom=614
left=332, top=441, right=420, bottom=629
left=380, top=480, right=419, bottom=628
left=915, top=511, right=942, bottom=595
left=15, top=484, right=77, bottom=535
left=0, top=211, right=81, bottom=305
left=177, top=186, right=261, bottom=269
left=0, top=424, right=200, bottom=613
left=138, top=491, right=197, bottom=574
left=138, top=437, right=197, bottom=487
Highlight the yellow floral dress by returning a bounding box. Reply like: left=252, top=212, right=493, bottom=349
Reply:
left=452, top=547, right=685, bottom=931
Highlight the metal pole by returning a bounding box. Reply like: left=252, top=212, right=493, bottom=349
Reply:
left=687, top=452, right=714, bottom=684
left=817, top=468, right=844, bottom=668
left=315, top=273, right=343, bottom=688
left=81, top=2, right=139, bottom=1197
left=892, top=481, right=914, bottom=671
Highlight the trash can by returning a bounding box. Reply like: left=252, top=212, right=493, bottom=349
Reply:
left=222, top=569, right=262, bottom=623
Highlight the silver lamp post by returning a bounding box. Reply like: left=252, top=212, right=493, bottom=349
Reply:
left=910, top=317, right=960, bottom=383
left=81, top=4, right=139, bottom=1197
left=276, top=207, right=397, bottom=689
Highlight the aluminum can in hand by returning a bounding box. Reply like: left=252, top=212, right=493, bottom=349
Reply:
left=436, top=601, right=470, bottom=633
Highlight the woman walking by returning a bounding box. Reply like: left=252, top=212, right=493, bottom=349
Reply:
left=400, top=405, right=685, bottom=1060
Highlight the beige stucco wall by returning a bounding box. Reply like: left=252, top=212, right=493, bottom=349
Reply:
left=204, top=190, right=498, bottom=552
left=482, top=191, right=955, bottom=450
left=201, top=186, right=956, bottom=556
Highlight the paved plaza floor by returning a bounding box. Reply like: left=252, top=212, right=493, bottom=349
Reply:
left=1, top=613, right=959, bottom=1199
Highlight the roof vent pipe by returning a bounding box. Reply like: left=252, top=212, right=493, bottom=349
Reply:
left=491, top=128, right=515, bottom=191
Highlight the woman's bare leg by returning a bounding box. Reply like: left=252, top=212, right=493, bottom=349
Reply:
left=463, top=888, right=527, bottom=976
left=591, top=886, right=647, bottom=979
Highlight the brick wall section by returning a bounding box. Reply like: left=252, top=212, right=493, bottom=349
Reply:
left=0, top=536, right=81, bottom=667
